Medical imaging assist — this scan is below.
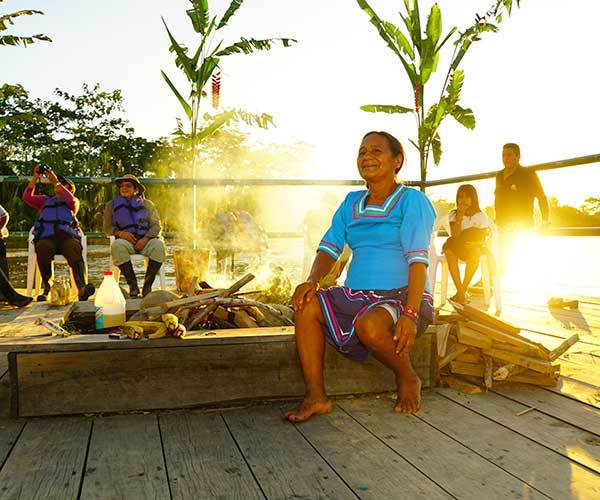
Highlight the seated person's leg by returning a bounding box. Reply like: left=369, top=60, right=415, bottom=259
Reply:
left=0, top=266, right=32, bottom=307
left=462, top=246, right=482, bottom=291
left=58, top=236, right=95, bottom=300
left=442, top=238, right=465, bottom=303
left=34, top=238, right=58, bottom=300
left=140, top=238, right=166, bottom=296
left=0, top=239, right=9, bottom=279
left=112, top=239, right=139, bottom=297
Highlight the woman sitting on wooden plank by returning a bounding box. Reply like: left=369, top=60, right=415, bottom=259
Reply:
left=284, top=131, right=436, bottom=422
left=443, top=184, right=496, bottom=305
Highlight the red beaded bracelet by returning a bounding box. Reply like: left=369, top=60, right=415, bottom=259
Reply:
left=402, top=305, right=419, bottom=324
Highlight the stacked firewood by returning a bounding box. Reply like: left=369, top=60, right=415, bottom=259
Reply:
left=138, top=273, right=294, bottom=333
left=436, top=303, right=579, bottom=394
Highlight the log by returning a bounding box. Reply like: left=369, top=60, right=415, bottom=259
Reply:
left=492, top=363, right=526, bottom=381
left=188, top=274, right=256, bottom=330
left=465, top=321, right=549, bottom=358
left=483, top=356, right=493, bottom=389
left=482, top=347, right=558, bottom=374
left=232, top=310, right=259, bottom=329
left=144, top=289, right=224, bottom=317
left=460, top=304, right=521, bottom=335
left=549, top=334, right=580, bottom=361
left=489, top=340, right=549, bottom=359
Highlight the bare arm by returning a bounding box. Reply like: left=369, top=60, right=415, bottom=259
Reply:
left=393, top=262, right=427, bottom=356
left=0, top=214, right=8, bottom=237
left=532, top=172, right=549, bottom=223
left=292, top=251, right=336, bottom=311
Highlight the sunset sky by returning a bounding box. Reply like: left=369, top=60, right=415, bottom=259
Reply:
left=3, top=0, right=600, bottom=206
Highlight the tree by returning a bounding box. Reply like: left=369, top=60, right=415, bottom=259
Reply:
left=0, top=0, right=51, bottom=47
left=162, top=0, right=296, bottom=158
left=357, top=0, right=522, bottom=190
left=161, top=0, right=296, bottom=239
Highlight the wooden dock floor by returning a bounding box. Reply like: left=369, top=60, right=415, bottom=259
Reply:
left=0, top=290, right=599, bottom=499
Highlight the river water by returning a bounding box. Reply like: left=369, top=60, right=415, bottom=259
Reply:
left=4, top=236, right=599, bottom=299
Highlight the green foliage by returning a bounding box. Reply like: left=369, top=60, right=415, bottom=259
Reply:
left=0, top=1, right=51, bottom=47
left=161, top=0, right=296, bottom=167
left=357, top=0, right=522, bottom=187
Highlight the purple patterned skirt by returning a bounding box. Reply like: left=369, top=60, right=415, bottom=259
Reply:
left=316, top=286, right=434, bottom=361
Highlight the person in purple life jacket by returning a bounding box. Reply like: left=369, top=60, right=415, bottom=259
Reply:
left=103, top=174, right=166, bottom=297
left=23, top=165, right=95, bottom=301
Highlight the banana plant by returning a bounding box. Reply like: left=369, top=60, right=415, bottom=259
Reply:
left=161, top=0, right=296, bottom=167
left=0, top=0, right=51, bottom=47
left=357, top=0, right=521, bottom=190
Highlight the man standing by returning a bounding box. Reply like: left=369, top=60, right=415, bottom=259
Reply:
left=495, top=143, right=549, bottom=231
left=494, top=143, right=549, bottom=271
left=103, top=174, right=166, bottom=297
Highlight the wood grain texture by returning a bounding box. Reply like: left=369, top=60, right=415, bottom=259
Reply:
left=79, top=415, right=170, bottom=500
left=423, top=390, right=600, bottom=499
left=439, top=387, right=600, bottom=473
left=292, top=403, right=452, bottom=499
left=224, top=406, right=354, bottom=499
left=0, top=418, right=90, bottom=500
left=160, top=411, right=264, bottom=500
left=10, top=332, right=434, bottom=416
left=340, top=397, right=542, bottom=499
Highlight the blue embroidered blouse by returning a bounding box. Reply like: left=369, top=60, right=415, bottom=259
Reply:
left=318, top=185, right=436, bottom=291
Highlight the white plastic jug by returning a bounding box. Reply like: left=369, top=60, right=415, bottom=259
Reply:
left=95, top=271, right=126, bottom=329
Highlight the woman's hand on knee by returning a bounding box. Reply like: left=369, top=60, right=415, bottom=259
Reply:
left=393, top=316, right=417, bottom=356
left=292, top=281, right=319, bottom=312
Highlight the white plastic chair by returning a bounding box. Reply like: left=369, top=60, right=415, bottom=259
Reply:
left=109, top=236, right=166, bottom=290
left=429, top=213, right=501, bottom=315
left=26, top=227, right=88, bottom=299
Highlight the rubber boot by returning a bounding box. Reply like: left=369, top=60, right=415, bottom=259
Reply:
left=142, top=260, right=162, bottom=297
left=118, top=261, right=139, bottom=298
left=37, top=269, right=52, bottom=302
left=72, top=260, right=95, bottom=301
left=0, top=268, right=32, bottom=308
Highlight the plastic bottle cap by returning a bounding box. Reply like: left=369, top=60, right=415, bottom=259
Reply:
left=104, top=271, right=113, bottom=276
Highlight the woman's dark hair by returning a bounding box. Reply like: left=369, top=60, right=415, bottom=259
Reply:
left=456, top=184, right=480, bottom=215
left=362, top=131, right=405, bottom=173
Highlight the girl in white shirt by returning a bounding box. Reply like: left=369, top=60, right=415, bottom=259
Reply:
left=442, top=184, right=496, bottom=304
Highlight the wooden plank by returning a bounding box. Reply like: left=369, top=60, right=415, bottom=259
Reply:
left=444, top=376, right=482, bottom=394
left=223, top=406, right=355, bottom=499
left=458, top=303, right=521, bottom=335
left=546, top=376, right=600, bottom=409
left=0, top=418, right=90, bottom=499
left=450, top=361, right=484, bottom=378
left=482, top=348, right=557, bottom=374
left=455, top=349, right=481, bottom=364
left=466, top=321, right=549, bottom=358
left=457, top=325, right=493, bottom=349
left=439, top=344, right=469, bottom=369
left=340, top=397, right=544, bottom=500
left=11, top=339, right=407, bottom=416
left=423, top=390, right=600, bottom=498
left=160, top=411, right=263, bottom=500
left=0, top=353, right=7, bottom=377
left=439, top=387, right=600, bottom=474
left=79, top=415, right=170, bottom=500
left=287, top=405, right=452, bottom=499
left=492, top=384, right=600, bottom=435
left=0, top=302, right=75, bottom=339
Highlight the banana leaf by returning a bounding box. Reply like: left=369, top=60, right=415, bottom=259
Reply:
left=360, top=104, right=413, bottom=114
left=215, top=37, right=296, bottom=56
left=161, top=70, right=193, bottom=120
left=217, top=0, right=244, bottom=30
left=187, top=0, right=209, bottom=34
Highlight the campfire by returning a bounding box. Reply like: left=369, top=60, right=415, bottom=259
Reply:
left=121, top=273, right=294, bottom=339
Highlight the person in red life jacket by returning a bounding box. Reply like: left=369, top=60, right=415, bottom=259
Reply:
left=103, top=174, right=166, bottom=297
left=23, top=165, right=95, bottom=301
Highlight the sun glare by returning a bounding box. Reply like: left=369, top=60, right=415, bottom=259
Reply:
left=501, top=232, right=562, bottom=301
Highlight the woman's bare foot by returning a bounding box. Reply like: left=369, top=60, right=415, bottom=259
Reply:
left=393, top=371, right=422, bottom=413
left=283, top=397, right=333, bottom=422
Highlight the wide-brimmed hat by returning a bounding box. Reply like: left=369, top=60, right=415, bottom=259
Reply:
left=114, top=174, right=145, bottom=194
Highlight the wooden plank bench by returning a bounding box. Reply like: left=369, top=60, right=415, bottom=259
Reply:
left=2, top=313, right=437, bottom=417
